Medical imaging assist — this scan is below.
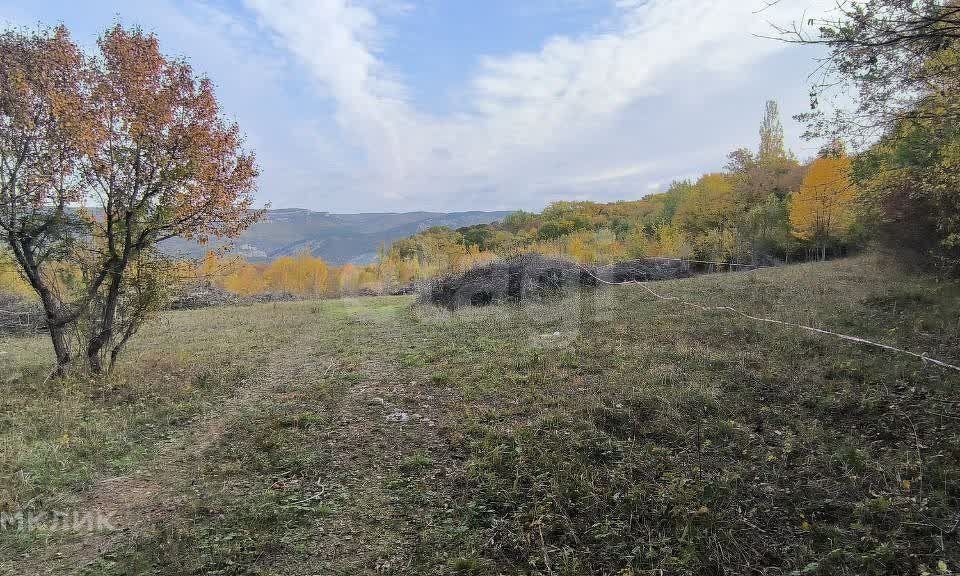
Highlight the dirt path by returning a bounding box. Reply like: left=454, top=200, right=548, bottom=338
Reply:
left=294, top=333, right=455, bottom=574
left=244, top=301, right=459, bottom=574
left=5, top=301, right=459, bottom=575
left=4, top=321, right=337, bottom=575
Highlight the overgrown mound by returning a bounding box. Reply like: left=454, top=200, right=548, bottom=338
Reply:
left=420, top=254, right=692, bottom=309
left=420, top=254, right=591, bottom=309
left=169, top=282, right=300, bottom=310
left=597, top=258, right=694, bottom=284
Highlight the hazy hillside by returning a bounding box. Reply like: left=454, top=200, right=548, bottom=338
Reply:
left=162, top=209, right=510, bottom=264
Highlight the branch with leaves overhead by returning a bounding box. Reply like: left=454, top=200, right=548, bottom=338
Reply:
left=771, top=0, right=960, bottom=145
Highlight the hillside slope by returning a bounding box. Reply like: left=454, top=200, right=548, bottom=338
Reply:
left=161, top=209, right=510, bottom=264
left=1, top=256, right=958, bottom=575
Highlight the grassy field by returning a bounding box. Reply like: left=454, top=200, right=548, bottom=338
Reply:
left=0, top=256, right=958, bottom=575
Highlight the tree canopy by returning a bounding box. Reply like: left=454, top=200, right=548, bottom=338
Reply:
left=0, top=24, right=260, bottom=373
left=789, top=153, right=858, bottom=255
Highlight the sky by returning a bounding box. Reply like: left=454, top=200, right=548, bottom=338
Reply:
left=2, top=0, right=835, bottom=213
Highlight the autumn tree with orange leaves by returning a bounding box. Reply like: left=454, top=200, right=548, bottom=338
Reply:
left=0, top=25, right=260, bottom=374
left=789, top=151, right=857, bottom=261
left=81, top=26, right=260, bottom=373
left=0, top=26, right=97, bottom=372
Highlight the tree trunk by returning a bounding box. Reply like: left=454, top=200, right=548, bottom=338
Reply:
left=47, top=322, right=72, bottom=376
left=33, top=278, right=74, bottom=375
left=86, top=290, right=116, bottom=374
left=107, top=318, right=139, bottom=373
left=87, top=260, right=124, bottom=374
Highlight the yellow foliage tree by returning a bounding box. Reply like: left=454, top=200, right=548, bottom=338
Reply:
left=649, top=223, right=692, bottom=258
left=673, top=174, right=737, bottom=260
left=337, top=263, right=359, bottom=295
left=675, top=174, right=736, bottom=236
left=624, top=228, right=649, bottom=259
left=264, top=251, right=329, bottom=296
left=562, top=229, right=624, bottom=264
left=357, top=266, right=381, bottom=292
left=187, top=250, right=419, bottom=298
left=567, top=233, right=593, bottom=263
left=789, top=154, right=857, bottom=260
left=222, top=262, right=267, bottom=295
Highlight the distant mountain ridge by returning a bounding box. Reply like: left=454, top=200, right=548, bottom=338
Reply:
left=162, top=208, right=511, bottom=265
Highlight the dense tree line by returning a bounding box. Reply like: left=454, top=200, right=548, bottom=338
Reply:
left=373, top=101, right=861, bottom=282
left=192, top=100, right=868, bottom=295
left=196, top=251, right=385, bottom=297
left=784, top=0, right=960, bottom=275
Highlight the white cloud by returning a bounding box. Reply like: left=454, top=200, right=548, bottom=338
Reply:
left=245, top=0, right=835, bottom=210
left=567, top=162, right=655, bottom=187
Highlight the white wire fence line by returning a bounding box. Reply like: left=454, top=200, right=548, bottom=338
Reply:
left=578, top=263, right=960, bottom=374
left=634, top=256, right=769, bottom=269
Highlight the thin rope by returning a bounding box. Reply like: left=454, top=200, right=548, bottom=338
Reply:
left=580, top=264, right=960, bottom=373
left=633, top=256, right=766, bottom=268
